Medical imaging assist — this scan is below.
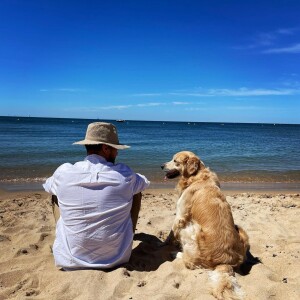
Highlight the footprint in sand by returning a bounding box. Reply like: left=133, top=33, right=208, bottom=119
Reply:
left=25, top=289, right=39, bottom=296
left=15, top=233, right=52, bottom=256
left=1, top=272, right=40, bottom=299
left=112, top=278, right=135, bottom=298
left=0, top=234, right=11, bottom=242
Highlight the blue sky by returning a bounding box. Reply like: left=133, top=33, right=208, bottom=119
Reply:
left=1, top=0, right=300, bottom=123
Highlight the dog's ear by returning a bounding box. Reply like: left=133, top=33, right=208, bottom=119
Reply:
left=186, top=157, right=200, bottom=175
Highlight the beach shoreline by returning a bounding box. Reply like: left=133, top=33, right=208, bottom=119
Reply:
left=1, top=180, right=300, bottom=194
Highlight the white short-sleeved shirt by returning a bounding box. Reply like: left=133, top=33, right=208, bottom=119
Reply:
left=43, top=154, right=150, bottom=270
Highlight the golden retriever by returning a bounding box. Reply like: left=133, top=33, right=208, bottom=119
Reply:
left=161, top=151, right=250, bottom=300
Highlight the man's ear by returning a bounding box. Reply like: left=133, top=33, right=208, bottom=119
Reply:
left=186, top=157, right=200, bottom=175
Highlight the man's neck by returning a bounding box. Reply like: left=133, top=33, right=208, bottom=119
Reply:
left=87, top=152, right=108, bottom=162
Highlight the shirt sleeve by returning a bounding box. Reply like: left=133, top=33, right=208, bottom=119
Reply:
left=132, top=173, right=150, bottom=195
left=43, top=163, right=70, bottom=195
left=43, top=175, right=56, bottom=195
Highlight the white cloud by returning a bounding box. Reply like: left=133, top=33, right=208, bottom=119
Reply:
left=136, top=102, right=165, bottom=107
left=169, top=92, right=212, bottom=97
left=234, top=28, right=299, bottom=52
left=171, top=88, right=299, bottom=97
left=208, top=88, right=296, bottom=96
left=276, top=28, right=298, bottom=35
left=254, top=33, right=277, bottom=47
left=185, top=105, right=261, bottom=111
left=39, top=88, right=85, bottom=92
left=97, top=102, right=166, bottom=110
left=99, top=105, right=133, bottom=110
left=172, top=101, right=190, bottom=105
left=263, top=43, right=300, bottom=54
left=184, top=107, right=207, bottom=111
left=233, top=32, right=277, bottom=50
left=131, top=93, right=162, bottom=97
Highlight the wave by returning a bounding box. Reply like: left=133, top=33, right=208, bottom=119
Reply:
left=0, top=177, right=47, bottom=183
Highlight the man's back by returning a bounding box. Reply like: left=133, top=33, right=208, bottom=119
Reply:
left=44, top=154, right=149, bottom=270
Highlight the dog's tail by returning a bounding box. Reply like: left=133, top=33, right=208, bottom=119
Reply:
left=208, top=264, right=244, bottom=300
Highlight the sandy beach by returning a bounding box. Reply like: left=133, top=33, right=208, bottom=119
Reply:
left=0, top=187, right=299, bottom=300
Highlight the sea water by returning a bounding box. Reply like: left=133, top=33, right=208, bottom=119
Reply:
left=0, top=116, right=299, bottom=190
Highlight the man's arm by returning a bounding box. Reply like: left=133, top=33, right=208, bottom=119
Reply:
left=130, top=192, right=142, bottom=232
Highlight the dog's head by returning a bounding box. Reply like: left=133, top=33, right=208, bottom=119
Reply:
left=161, top=151, right=205, bottom=179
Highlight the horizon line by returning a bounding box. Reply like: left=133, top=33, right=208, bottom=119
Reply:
left=1, top=115, right=299, bottom=126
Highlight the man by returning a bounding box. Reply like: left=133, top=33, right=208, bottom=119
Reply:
left=43, top=122, right=150, bottom=270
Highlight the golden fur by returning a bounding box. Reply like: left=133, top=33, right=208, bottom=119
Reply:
left=162, top=151, right=249, bottom=299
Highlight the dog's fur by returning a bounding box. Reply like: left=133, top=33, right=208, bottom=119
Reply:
left=162, top=151, right=250, bottom=300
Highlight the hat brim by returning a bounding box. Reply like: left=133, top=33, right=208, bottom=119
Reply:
left=73, top=139, right=130, bottom=150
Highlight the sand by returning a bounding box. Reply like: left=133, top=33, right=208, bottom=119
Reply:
left=0, top=188, right=299, bottom=300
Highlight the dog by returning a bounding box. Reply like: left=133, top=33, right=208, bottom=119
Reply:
left=161, top=151, right=250, bottom=300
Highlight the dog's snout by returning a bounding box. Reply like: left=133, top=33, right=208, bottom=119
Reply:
left=161, top=164, right=165, bottom=170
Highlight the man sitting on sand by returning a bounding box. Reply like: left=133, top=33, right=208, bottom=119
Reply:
left=43, top=122, right=150, bottom=270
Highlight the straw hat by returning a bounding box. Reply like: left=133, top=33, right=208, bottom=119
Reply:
left=73, top=122, right=130, bottom=149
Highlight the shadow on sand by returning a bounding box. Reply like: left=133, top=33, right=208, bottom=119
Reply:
left=238, top=249, right=261, bottom=275
left=124, top=233, right=177, bottom=272
left=127, top=234, right=261, bottom=275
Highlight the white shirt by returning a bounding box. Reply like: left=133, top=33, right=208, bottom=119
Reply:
left=43, top=154, right=150, bottom=270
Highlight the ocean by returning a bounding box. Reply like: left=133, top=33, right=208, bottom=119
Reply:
left=0, top=116, right=300, bottom=191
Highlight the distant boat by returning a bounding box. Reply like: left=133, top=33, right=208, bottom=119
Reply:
left=116, top=119, right=125, bottom=122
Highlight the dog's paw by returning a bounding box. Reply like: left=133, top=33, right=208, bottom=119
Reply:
left=160, top=230, right=177, bottom=247
left=173, top=218, right=186, bottom=230
left=178, top=218, right=186, bottom=228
